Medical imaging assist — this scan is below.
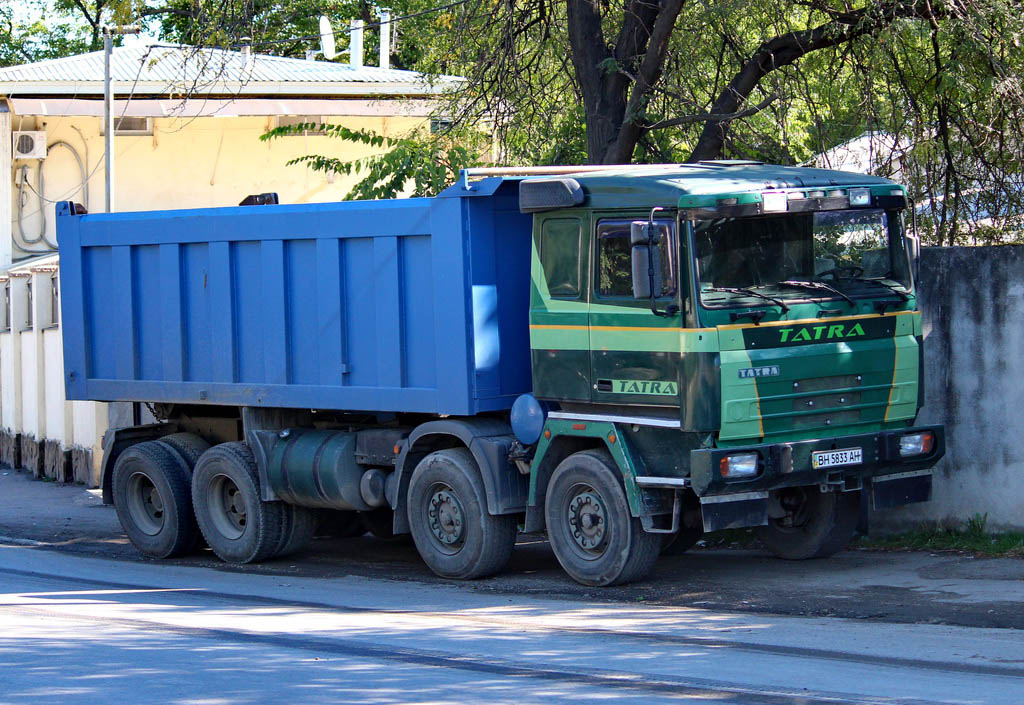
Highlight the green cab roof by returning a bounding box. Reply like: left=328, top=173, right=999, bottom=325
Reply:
left=566, top=162, right=900, bottom=211
left=446, top=161, right=902, bottom=212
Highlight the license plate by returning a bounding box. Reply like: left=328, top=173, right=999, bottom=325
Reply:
left=812, top=447, right=863, bottom=469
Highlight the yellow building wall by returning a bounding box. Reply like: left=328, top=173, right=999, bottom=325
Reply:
left=10, top=112, right=426, bottom=253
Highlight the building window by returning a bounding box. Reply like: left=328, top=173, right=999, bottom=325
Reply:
left=274, top=115, right=327, bottom=136
left=430, top=118, right=454, bottom=134
left=100, top=117, right=153, bottom=135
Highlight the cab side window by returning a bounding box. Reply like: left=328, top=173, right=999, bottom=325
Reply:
left=538, top=217, right=582, bottom=298
left=596, top=219, right=676, bottom=298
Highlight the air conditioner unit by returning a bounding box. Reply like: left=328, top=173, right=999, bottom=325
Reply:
left=13, top=131, right=47, bottom=159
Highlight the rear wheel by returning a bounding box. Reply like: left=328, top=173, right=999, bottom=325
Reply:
left=275, top=504, right=318, bottom=558
left=756, top=487, right=859, bottom=560
left=112, top=441, right=199, bottom=559
left=407, top=448, right=517, bottom=579
left=192, top=442, right=284, bottom=564
left=545, top=450, right=660, bottom=586
left=159, top=433, right=211, bottom=471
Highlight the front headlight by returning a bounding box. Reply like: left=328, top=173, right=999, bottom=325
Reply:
left=719, top=452, right=760, bottom=479
left=899, top=431, right=935, bottom=457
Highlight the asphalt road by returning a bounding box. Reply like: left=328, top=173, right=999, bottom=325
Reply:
left=3, top=541, right=1024, bottom=705
left=2, top=470, right=1023, bottom=630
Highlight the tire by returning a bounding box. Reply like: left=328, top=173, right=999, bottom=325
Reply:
left=112, top=440, right=199, bottom=559
left=545, top=449, right=661, bottom=586
left=275, top=504, right=318, bottom=558
left=159, top=433, right=211, bottom=471
left=191, top=442, right=284, bottom=564
left=407, top=448, right=517, bottom=579
left=158, top=434, right=212, bottom=551
left=756, top=487, right=859, bottom=560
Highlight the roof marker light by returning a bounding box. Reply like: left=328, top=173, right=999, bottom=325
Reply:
left=762, top=191, right=788, bottom=212
left=849, top=188, right=871, bottom=206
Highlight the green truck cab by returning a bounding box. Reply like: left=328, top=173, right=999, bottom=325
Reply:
left=516, top=162, right=944, bottom=586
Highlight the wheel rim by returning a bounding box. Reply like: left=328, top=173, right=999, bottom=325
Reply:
left=564, top=483, right=608, bottom=560
left=426, top=483, right=465, bottom=555
left=208, top=473, right=247, bottom=540
left=126, top=472, right=164, bottom=536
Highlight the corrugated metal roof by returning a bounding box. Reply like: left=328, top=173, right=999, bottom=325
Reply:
left=0, top=44, right=462, bottom=97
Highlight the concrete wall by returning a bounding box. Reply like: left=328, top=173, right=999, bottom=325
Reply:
left=875, top=245, right=1024, bottom=532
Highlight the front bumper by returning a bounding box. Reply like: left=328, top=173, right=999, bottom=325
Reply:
left=690, top=425, right=945, bottom=498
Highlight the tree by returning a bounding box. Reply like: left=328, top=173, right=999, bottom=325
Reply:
left=419, top=0, right=1024, bottom=243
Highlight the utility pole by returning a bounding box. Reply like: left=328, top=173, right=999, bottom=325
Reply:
left=103, top=24, right=140, bottom=213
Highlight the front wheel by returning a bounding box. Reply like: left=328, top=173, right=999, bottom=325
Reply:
left=756, top=487, right=859, bottom=560
left=407, top=448, right=517, bottom=579
left=545, top=450, right=660, bottom=586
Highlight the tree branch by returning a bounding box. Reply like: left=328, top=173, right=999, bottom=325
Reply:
left=647, top=91, right=781, bottom=130
left=688, top=0, right=942, bottom=162
left=605, top=0, right=685, bottom=162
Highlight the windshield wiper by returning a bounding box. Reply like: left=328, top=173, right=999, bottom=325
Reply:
left=704, top=287, right=790, bottom=314
left=779, top=280, right=856, bottom=307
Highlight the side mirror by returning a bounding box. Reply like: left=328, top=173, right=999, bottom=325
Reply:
left=630, top=221, right=661, bottom=300
left=905, top=233, right=921, bottom=283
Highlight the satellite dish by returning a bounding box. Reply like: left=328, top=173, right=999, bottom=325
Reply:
left=319, top=16, right=336, bottom=60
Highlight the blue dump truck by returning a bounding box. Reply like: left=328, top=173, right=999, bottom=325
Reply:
left=57, top=163, right=945, bottom=586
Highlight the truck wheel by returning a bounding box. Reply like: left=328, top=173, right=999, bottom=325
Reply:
left=407, top=448, right=516, bottom=579
left=275, top=504, right=318, bottom=558
left=756, top=487, right=859, bottom=560
left=112, top=441, right=199, bottom=559
left=545, top=450, right=660, bottom=586
left=191, top=442, right=284, bottom=564
left=159, top=433, right=210, bottom=471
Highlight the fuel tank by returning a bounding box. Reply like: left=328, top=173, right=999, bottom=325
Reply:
left=265, top=429, right=372, bottom=510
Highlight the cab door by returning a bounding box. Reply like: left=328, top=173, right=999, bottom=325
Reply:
left=589, top=214, right=683, bottom=408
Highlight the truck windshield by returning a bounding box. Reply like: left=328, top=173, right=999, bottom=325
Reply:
left=693, top=209, right=911, bottom=309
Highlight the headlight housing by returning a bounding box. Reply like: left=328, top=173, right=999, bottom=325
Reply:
left=899, top=431, right=935, bottom=457
left=719, top=452, right=760, bottom=479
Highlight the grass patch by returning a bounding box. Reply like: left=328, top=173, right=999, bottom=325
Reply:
left=854, top=513, right=1024, bottom=558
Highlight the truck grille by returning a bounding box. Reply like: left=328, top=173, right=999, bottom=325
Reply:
left=760, top=373, right=890, bottom=437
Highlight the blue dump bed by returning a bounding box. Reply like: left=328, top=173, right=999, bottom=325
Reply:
left=56, top=179, right=532, bottom=416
